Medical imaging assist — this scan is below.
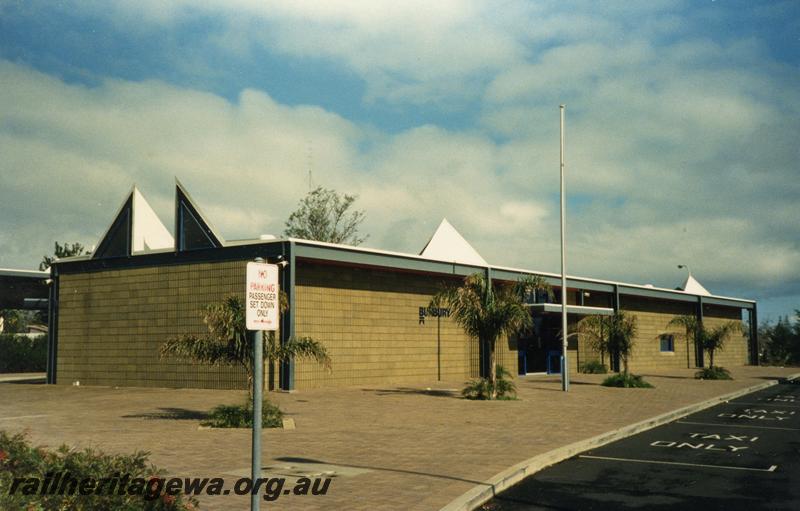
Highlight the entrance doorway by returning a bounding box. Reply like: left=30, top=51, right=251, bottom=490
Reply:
left=518, top=316, right=564, bottom=375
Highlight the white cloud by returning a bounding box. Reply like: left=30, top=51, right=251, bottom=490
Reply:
left=76, top=0, right=533, bottom=105
left=2, top=54, right=798, bottom=303
left=0, top=60, right=556, bottom=269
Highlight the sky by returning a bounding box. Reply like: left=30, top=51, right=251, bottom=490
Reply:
left=0, top=0, right=798, bottom=322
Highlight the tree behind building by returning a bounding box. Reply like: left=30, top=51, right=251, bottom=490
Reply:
left=283, top=187, right=368, bottom=245
left=40, top=241, right=86, bottom=271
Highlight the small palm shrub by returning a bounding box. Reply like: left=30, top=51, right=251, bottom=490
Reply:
left=601, top=373, right=654, bottom=388
left=695, top=366, right=732, bottom=380
left=202, top=400, right=283, bottom=428
left=463, top=365, right=517, bottom=400
left=160, top=294, right=330, bottom=397
left=0, top=431, right=197, bottom=510
left=579, top=360, right=608, bottom=374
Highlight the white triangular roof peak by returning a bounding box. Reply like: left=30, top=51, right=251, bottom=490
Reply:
left=419, top=218, right=488, bottom=266
left=681, top=274, right=711, bottom=296
left=132, top=187, right=173, bottom=253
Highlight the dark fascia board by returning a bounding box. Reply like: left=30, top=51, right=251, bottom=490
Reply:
left=52, top=236, right=756, bottom=310
left=293, top=242, right=485, bottom=277
left=617, top=285, right=754, bottom=310
left=294, top=243, right=755, bottom=309
left=55, top=241, right=288, bottom=275
left=702, top=296, right=755, bottom=309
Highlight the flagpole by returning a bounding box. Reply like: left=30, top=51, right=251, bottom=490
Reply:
left=560, top=105, right=569, bottom=392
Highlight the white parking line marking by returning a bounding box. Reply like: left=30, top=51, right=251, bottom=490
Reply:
left=0, top=414, right=48, bottom=421
left=676, top=420, right=799, bottom=431
left=731, top=402, right=800, bottom=408
left=579, top=455, right=778, bottom=473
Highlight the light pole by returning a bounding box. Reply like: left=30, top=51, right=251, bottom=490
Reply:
left=246, top=257, right=283, bottom=511
left=678, top=264, right=691, bottom=276
left=560, top=105, right=569, bottom=392
left=251, top=257, right=265, bottom=511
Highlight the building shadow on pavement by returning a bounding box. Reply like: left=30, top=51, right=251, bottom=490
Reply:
left=518, top=380, right=599, bottom=391
left=274, top=456, right=485, bottom=485
left=639, top=374, right=693, bottom=380
left=121, top=407, right=209, bottom=420
left=361, top=387, right=460, bottom=398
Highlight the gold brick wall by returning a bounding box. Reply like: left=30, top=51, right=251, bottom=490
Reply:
left=56, top=257, right=751, bottom=390
left=702, top=304, right=749, bottom=367
left=496, top=336, right=518, bottom=377
left=572, top=297, right=750, bottom=373
left=57, top=262, right=249, bottom=389
left=293, top=262, right=481, bottom=389
left=619, top=296, right=697, bottom=372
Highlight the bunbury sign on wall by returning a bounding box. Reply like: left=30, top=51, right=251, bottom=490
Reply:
left=419, top=306, right=451, bottom=325
left=246, top=262, right=280, bottom=331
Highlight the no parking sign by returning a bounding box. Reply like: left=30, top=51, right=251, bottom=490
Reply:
left=245, top=262, right=279, bottom=331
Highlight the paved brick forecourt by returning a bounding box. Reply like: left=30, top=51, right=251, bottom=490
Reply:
left=0, top=366, right=797, bottom=510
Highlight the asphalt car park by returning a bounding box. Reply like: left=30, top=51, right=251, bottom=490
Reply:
left=483, top=378, right=800, bottom=511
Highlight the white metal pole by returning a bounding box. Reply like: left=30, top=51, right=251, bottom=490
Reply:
left=560, top=105, right=569, bottom=392
left=251, top=328, right=263, bottom=511
left=251, top=257, right=265, bottom=511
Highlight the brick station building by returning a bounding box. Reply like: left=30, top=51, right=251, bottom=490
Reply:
left=46, top=183, right=759, bottom=391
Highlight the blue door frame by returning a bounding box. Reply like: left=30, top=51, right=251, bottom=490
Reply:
left=546, top=350, right=562, bottom=374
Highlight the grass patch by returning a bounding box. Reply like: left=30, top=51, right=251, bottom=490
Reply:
left=578, top=360, right=608, bottom=374
left=0, top=430, right=197, bottom=510
left=201, top=400, right=283, bottom=428
left=462, top=365, right=517, bottom=400
left=695, top=366, right=733, bottom=380
left=601, top=373, right=654, bottom=388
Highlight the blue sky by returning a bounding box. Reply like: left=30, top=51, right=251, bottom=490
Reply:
left=1, top=0, right=798, bottom=322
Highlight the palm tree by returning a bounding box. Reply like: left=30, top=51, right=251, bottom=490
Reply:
left=667, top=314, right=699, bottom=368
left=610, top=312, right=638, bottom=375
left=577, top=312, right=638, bottom=375
left=668, top=315, right=741, bottom=369
left=701, top=322, right=742, bottom=368
left=160, top=294, right=329, bottom=395
left=432, top=273, right=551, bottom=399
left=576, top=315, right=608, bottom=368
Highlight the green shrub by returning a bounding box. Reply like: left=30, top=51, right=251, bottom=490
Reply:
left=601, top=373, right=654, bottom=388
left=462, top=365, right=517, bottom=400
left=201, top=400, right=283, bottom=428
left=0, top=334, right=47, bottom=373
left=579, top=360, right=608, bottom=374
left=695, top=366, right=732, bottom=380
left=0, top=430, right=197, bottom=510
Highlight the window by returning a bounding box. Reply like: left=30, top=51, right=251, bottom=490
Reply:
left=660, top=334, right=675, bottom=352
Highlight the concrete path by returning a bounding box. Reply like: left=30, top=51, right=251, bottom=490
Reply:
left=0, top=366, right=798, bottom=510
